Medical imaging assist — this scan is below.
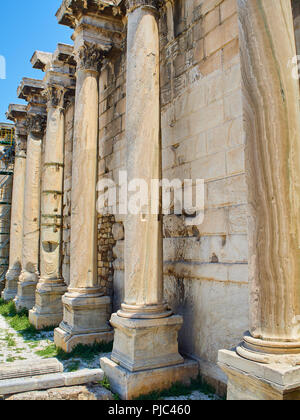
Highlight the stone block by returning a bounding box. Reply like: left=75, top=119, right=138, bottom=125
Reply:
left=0, top=359, right=63, bottom=381
left=218, top=350, right=300, bottom=400
left=110, top=314, right=184, bottom=372
left=5, top=385, right=113, bottom=401
left=100, top=357, right=199, bottom=400
left=0, top=369, right=104, bottom=397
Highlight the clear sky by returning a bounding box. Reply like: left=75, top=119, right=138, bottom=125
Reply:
left=0, top=0, right=73, bottom=122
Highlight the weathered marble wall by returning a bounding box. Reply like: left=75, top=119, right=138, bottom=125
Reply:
left=159, top=0, right=249, bottom=389
left=96, top=0, right=249, bottom=391
left=98, top=54, right=126, bottom=310
left=293, top=0, right=300, bottom=54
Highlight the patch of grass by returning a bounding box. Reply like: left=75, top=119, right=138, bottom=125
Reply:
left=99, top=376, right=120, bottom=400
left=0, top=299, right=53, bottom=340
left=99, top=376, right=112, bottom=391
left=35, top=341, right=113, bottom=361
left=5, top=333, right=16, bottom=348
left=35, top=344, right=58, bottom=358
left=6, top=357, right=17, bottom=363
left=65, top=360, right=81, bottom=372
left=136, top=375, right=217, bottom=400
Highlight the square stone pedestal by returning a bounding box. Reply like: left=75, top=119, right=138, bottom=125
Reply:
left=101, top=357, right=199, bottom=400
left=1, top=268, right=19, bottom=301
left=29, top=282, right=68, bottom=329
left=218, top=349, right=300, bottom=400
left=54, top=293, right=114, bottom=352
left=14, top=281, right=37, bottom=312
left=110, top=313, right=184, bottom=371
left=100, top=313, right=198, bottom=399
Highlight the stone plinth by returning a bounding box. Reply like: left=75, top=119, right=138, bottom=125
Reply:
left=54, top=291, right=113, bottom=352
left=219, top=350, right=300, bottom=400
left=110, top=313, right=184, bottom=372
left=100, top=357, right=199, bottom=400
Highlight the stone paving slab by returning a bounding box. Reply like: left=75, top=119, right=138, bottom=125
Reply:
left=0, top=358, right=63, bottom=380
left=0, top=368, right=104, bottom=396
left=5, top=385, right=114, bottom=400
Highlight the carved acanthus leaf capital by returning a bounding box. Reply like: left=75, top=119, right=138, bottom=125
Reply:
left=43, top=86, right=66, bottom=108
left=15, top=134, right=27, bottom=156
left=25, top=114, right=47, bottom=136
left=75, top=44, right=106, bottom=72
left=125, top=0, right=161, bottom=12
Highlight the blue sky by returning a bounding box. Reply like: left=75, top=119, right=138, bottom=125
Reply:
left=0, top=0, right=73, bottom=122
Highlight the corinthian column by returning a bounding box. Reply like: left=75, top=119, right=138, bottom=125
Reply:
left=14, top=78, right=46, bottom=312
left=54, top=43, right=112, bottom=351
left=29, top=45, right=76, bottom=329
left=101, top=0, right=197, bottom=400
left=54, top=0, right=124, bottom=352
left=218, top=0, right=300, bottom=400
left=2, top=105, right=27, bottom=301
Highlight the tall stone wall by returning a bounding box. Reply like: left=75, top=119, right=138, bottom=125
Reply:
left=159, top=0, right=249, bottom=387
left=98, top=54, right=126, bottom=307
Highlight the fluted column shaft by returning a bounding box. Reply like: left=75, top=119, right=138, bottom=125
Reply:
left=118, top=0, right=168, bottom=319
left=29, top=87, right=68, bottom=328
left=69, top=68, right=99, bottom=293
left=14, top=114, right=45, bottom=311
left=54, top=45, right=113, bottom=352
left=236, top=0, right=300, bottom=361
left=107, top=0, right=184, bottom=375
left=2, top=130, right=26, bottom=301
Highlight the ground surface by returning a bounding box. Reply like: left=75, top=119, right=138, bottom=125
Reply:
left=0, top=313, right=109, bottom=371
left=0, top=306, right=218, bottom=400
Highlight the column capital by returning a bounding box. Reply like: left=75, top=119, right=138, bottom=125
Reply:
left=75, top=43, right=107, bottom=72
left=25, top=113, right=47, bottom=136
left=6, top=104, right=28, bottom=155
left=125, top=0, right=161, bottom=13
left=56, top=0, right=125, bottom=58
left=42, top=85, right=66, bottom=109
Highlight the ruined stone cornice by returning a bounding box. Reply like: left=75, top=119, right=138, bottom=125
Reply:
left=56, top=0, right=124, bottom=29
left=6, top=105, right=28, bottom=147
left=53, top=43, right=77, bottom=66
left=31, top=45, right=76, bottom=108
left=17, top=78, right=46, bottom=107
left=30, top=51, right=53, bottom=72
left=6, top=104, right=27, bottom=123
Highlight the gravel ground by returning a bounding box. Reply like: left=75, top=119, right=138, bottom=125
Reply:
left=0, top=314, right=219, bottom=400
left=0, top=314, right=108, bottom=371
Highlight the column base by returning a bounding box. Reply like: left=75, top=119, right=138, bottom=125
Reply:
left=29, top=281, right=68, bottom=330
left=100, top=357, right=199, bottom=400
left=110, top=313, right=184, bottom=372
left=54, top=328, right=114, bottom=353
left=218, top=349, right=300, bottom=400
left=0, top=280, right=4, bottom=295
left=14, top=271, right=39, bottom=311
left=2, top=268, right=20, bottom=301
left=54, top=291, right=113, bottom=353
left=2, top=287, right=17, bottom=302
left=236, top=333, right=300, bottom=365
